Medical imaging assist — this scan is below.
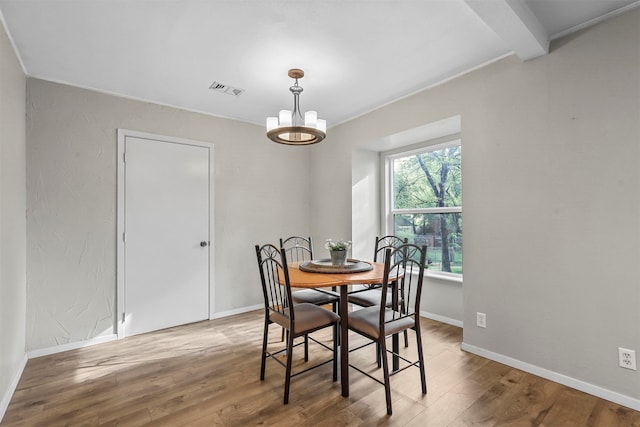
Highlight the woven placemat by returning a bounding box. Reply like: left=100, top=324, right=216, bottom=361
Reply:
left=298, top=259, right=373, bottom=274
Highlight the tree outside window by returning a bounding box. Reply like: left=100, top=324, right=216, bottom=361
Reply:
left=389, top=142, right=462, bottom=275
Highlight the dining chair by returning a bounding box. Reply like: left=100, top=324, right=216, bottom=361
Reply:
left=347, top=243, right=428, bottom=415
left=255, top=243, right=340, bottom=404
left=280, top=236, right=340, bottom=308
left=348, top=235, right=409, bottom=353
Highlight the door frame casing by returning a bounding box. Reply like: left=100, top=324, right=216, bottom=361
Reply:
left=116, top=129, right=215, bottom=339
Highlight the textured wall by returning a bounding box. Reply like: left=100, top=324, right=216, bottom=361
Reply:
left=310, top=9, right=640, bottom=401
left=26, top=80, right=311, bottom=351
left=0, top=16, right=26, bottom=416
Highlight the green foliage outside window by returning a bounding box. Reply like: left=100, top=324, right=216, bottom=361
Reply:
left=391, top=145, right=462, bottom=274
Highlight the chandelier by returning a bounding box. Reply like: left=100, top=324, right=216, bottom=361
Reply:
left=266, top=68, right=326, bottom=145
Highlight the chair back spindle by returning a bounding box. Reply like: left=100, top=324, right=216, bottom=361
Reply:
left=280, top=236, right=313, bottom=263
left=255, top=244, right=294, bottom=325
left=373, top=235, right=408, bottom=262
left=379, top=244, right=427, bottom=328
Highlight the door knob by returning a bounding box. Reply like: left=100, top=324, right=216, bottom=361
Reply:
left=200, top=241, right=208, bottom=247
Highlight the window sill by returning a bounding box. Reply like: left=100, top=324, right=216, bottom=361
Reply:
left=425, top=270, right=463, bottom=284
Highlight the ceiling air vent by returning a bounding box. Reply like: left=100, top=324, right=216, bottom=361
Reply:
left=209, top=81, right=244, bottom=97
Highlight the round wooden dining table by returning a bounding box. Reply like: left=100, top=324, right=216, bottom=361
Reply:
left=286, top=260, right=388, bottom=398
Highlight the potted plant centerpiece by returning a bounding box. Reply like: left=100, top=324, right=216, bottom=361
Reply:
left=325, top=239, right=352, bottom=266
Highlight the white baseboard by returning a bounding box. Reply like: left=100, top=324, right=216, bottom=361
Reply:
left=420, top=310, right=464, bottom=328
left=27, top=334, right=118, bottom=359
left=461, top=342, right=640, bottom=412
left=0, top=354, right=28, bottom=423
left=212, top=303, right=262, bottom=319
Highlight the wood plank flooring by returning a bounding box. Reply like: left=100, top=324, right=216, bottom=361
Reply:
left=3, top=312, right=639, bottom=426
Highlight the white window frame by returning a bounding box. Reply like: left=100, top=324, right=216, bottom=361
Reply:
left=383, top=138, right=462, bottom=281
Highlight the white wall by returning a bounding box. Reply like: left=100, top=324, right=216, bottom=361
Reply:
left=351, top=148, right=379, bottom=261
left=310, top=8, right=640, bottom=405
left=25, top=79, right=311, bottom=351
left=0, top=15, right=26, bottom=419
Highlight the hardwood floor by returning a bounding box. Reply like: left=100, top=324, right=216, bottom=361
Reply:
left=3, top=312, right=639, bottom=426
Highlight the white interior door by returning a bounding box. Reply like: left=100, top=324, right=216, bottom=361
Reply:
left=123, top=135, right=211, bottom=336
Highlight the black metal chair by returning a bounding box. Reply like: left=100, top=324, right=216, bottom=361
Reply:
left=280, top=236, right=340, bottom=308
left=348, top=235, right=409, bottom=353
left=347, top=243, right=428, bottom=415
left=255, top=243, right=340, bottom=404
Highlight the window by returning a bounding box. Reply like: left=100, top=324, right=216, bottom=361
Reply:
left=386, top=140, right=462, bottom=276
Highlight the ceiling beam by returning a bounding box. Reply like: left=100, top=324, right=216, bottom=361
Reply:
left=464, top=0, right=549, bottom=61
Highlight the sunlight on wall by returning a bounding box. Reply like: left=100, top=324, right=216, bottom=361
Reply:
left=351, top=149, right=379, bottom=260
left=352, top=174, right=373, bottom=259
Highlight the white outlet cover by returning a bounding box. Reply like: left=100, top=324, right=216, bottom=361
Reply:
left=476, top=312, right=486, bottom=328
left=618, top=347, right=637, bottom=370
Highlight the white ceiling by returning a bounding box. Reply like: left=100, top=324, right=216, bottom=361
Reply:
left=1, top=0, right=637, bottom=128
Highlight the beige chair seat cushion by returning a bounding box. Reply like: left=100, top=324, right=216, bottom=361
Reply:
left=348, top=305, right=414, bottom=339
left=292, top=288, right=340, bottom=305
left=271, top=303, right=340, bottom=335
left=347, top=288, right=393, bottom=307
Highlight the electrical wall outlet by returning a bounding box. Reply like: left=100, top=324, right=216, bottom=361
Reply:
left=476, top=312, right=486, bottom=328
left=618, top=348, right=637, bottom=370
